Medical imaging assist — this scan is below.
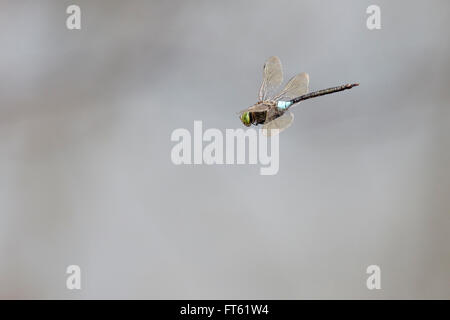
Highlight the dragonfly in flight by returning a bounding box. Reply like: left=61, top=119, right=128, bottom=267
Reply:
left=239, top=56, right=358, bottom=135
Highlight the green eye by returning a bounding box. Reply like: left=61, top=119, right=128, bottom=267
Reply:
left=241, top=112, right=251, bottom=126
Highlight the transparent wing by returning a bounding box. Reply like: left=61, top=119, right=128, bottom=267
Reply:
left=259, top=56, right=283, bottom=101
left=274, top=72, right=309, bottom=101
left=262, top=111, right=294, bottom=136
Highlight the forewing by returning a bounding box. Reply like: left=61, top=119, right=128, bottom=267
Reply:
left=259, top=56, right=283, bottom=101
left=274, top=72, right=309, bottom=101
left=262, top=111, right=294, bottom=136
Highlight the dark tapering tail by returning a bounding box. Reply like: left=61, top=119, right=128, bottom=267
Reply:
left=289, top=83, right=359, bottom=105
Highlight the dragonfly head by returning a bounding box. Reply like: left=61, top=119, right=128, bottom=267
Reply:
left=240, top=112, right=252, bottom=127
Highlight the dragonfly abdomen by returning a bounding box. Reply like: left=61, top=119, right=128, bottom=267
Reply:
left=290, top=83, right=359, bottom=105
left=277, top=101, right=293, bottom=109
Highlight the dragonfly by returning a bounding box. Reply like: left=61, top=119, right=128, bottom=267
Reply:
left=239, top=56, right=359, bottom=135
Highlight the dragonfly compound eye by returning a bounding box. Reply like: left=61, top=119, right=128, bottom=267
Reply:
left=241, top=112, right=252, bottom=127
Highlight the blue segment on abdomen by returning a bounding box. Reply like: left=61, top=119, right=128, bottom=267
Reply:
left=277, top=101, right=292, bottom=109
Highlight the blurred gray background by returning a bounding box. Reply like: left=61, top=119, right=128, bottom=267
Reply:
left=0, top=0, right=449, bottom=299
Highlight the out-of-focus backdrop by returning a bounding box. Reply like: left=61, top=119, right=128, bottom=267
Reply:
left=0, top=0, right=449, bottom=299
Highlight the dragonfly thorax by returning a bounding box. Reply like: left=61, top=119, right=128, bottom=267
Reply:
left=250, top=110, right=267, bottom=126
left=259, top=100, right=277, bottom=107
